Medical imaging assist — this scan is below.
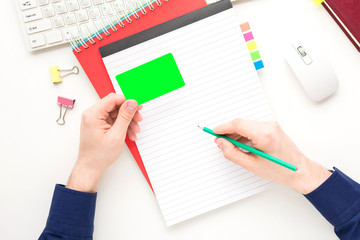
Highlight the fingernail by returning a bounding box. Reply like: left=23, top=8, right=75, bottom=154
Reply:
left=127, top=100, right=138, bottom=111
left=216, top=139, right=223, bottom=150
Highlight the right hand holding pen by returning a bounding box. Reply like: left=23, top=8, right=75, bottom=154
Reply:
left=213, top=119, right=331, bottom=194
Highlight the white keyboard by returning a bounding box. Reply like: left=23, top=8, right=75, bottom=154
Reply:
left=15, top=0, right=161, bottom=51
left=15, top=0, right=231, bottom=52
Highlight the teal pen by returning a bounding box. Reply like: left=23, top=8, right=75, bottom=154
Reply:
left=198, top=126, right=298, bottom=172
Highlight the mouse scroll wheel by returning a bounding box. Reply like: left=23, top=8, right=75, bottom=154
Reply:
left=297, top=46, right=307, bottom=57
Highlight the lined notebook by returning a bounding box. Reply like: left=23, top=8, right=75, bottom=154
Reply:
left=100, top=0, right=275, bottom=226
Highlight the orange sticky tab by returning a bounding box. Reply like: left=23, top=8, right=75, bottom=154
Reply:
left=240, top=22, right=251, bottom=32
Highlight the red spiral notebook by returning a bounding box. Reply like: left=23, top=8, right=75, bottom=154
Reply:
left=71, top=0, right=207, bottom=191
left=322, top=0, right=360, bottom=52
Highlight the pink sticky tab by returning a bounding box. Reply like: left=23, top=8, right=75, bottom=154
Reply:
left=57, top=96, right=75, bottom=108
left=243, top=32, right=254, bottom=42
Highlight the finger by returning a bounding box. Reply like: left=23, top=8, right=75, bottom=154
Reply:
left=226, top=134, right=249, bottom=143
left=133, top=111, right=143, bottom=122
left=138, top=105, right=143, bottom=110
left=214, top=135, right=249, bottom=146
left=96, top=93, right=126, bottom=114
left=216, top=138, right=256, bottom=168
left=106, top=115, right=115, bottom=126
left=110, top=108, right=119, bottom=119
left=129, top=121, right=140, bottom=133
left=110, top=99, right=138, bottom=135
left=127, top=130, right=137, bottom=141
left=213, top=119, right=261, bottom=140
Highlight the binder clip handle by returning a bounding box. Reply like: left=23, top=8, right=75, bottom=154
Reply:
left=60, top=66, right=79, bottom=78
left=56, top=97, right=75, bottom=125
left=56, top=105, right=68, bottom=125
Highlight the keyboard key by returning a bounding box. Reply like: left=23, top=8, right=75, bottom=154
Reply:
left=53, top=16, right=65, bottom=27
left=29, top=33, right=46, bottom=48
left=92, top=0, right=104, bottom=5
left=76, top=9, right=89, bottom=22
left=55, top=2, right=67, bottom=14
left=79, top=0, right=92, bottom=8
left=23, top=8, right=43, bottom=23
left=80, top=23, right=98, bottom=40
left=43, top=6, right=55, bottom=17
left=100, top=4, right=113, bottom=16
left=105, top=0, right=115, bottom=2
left=38, top=0, right=49, bottom=6
left=50, top=0, right=61, bottom=3
left=19, top=0, right=37, bottom=11
left=65, top=13, right=77, bottom=24
left=112, top=1, right=122, bottom=14
left=67, top=0, right=80, bottom=11
left=89, top=7, right=101, bottom=19
left=26, top=19, right=52, bottom=34
left=79, top=23, right=91, bottom=34
left=62, top=26, right=79, bottom=40
left=45, top=30, right=63, bottom=44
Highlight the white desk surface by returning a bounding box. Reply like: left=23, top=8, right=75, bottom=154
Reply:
left=1, top=0, right=359, bottom=239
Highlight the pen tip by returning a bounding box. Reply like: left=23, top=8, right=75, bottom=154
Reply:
left=197, top=125, right=203, bottom=130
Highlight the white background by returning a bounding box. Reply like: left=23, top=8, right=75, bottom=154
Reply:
left=1, top=0, right=359, bottom=239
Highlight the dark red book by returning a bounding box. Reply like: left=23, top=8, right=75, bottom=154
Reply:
left=322, top=0, right=360, bottom=52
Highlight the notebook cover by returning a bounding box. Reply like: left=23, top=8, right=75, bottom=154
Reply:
left=73, top=0, right=207, bottom=191
left=322, top=0, right=360, bottom=52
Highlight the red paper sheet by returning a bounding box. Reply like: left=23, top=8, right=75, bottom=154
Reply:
left=73, top=0, right=208, bottom=191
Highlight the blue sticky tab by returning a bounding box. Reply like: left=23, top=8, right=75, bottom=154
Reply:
left=254, top=60, right=264, bottom=70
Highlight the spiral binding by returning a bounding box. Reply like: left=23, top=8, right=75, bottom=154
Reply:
left=71, top=0, right=168, bottom=53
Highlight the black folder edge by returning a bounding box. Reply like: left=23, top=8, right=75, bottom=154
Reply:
left=99, top=0, right=232, bottom=58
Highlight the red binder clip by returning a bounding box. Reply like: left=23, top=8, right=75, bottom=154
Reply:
left=56, top=96, right=75, bottom=125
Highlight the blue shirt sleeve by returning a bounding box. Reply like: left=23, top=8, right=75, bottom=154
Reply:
left=38, top=184, right=97, bottom=240
left=305, top=168, right=360, bottom=240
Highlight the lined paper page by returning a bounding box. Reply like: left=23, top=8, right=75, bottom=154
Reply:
left=103, top=8, right=275, bottom=226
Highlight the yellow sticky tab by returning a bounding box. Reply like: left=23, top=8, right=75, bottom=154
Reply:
left=50, top=66, right=62, bottom=84
left=313, top=0, right=325, bottom=5
left=247, top=41, right=257, bottom=52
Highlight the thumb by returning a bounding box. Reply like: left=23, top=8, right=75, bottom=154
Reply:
left=111, top=99, right=138, bottom=134
left=214, top=119, right=260, bottom=142
left=216, top=138, right=255, bottom=168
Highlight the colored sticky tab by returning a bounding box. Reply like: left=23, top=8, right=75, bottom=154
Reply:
left=57, top=96, right=75, bottom=108
left=115, top=53, right=185, bottom=105
left=250, top=51, right=261, bottom=61
left=243, top=32, right=254, bottom=42
left=254, top=60, right=264, bottom=70
left=313, top=0, right=325, bottom=5
left=240, top=22, right=251, bottom=32
left=50, top=66, right=62, bottom=84
left=247, top=41, right=257, bottom=52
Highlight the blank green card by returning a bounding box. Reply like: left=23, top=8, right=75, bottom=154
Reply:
left=115, top=53, right=185, bottom=105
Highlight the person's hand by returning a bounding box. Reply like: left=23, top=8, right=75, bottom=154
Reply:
left=66, top=93, right=143, bottom=193
left=213, top=119, right=331, bottom=194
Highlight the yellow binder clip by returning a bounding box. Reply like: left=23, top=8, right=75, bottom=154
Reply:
left=312, top=0, right=325, bottom=5
left=50, top=66, right=79, bottom=84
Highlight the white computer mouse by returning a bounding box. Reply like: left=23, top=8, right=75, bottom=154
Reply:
left=284, top=40, right=339, bottom=102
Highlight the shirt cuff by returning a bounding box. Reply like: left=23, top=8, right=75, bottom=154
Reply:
left=45, top=184, right=97, bottom=238
left=304, top=167, right=360, bottom=227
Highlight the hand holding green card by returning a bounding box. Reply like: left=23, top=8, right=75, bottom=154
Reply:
left=115, top=53, right=185, bottom=105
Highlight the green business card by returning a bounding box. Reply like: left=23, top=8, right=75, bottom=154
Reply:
left=115, top=53, right=185, bottom=105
